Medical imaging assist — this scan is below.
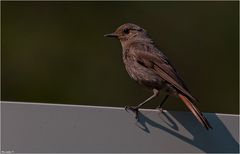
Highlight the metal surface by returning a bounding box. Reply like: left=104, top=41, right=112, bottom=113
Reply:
left=1, top=101, right=239, bottom=153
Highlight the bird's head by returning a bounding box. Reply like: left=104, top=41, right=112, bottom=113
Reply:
left=104, top=23, right=147, bottom=43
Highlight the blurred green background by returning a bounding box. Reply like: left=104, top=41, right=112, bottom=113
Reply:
left=2, top=1, right=239, bottom=114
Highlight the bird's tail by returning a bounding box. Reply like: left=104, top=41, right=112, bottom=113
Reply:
left=178, top=93, right=212, bottom=130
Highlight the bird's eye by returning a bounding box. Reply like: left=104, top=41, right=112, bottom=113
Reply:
left=123, top=28, right=130, bottom=34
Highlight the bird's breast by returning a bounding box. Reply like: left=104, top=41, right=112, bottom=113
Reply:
left=122, top=49, right=169, bottom=90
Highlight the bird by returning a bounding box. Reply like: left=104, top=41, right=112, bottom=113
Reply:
left=104, top=23, right=212, bottom=130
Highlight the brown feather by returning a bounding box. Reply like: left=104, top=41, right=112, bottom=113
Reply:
left=178, top=94, right=212, bottom=129
left=129, top=42, right=197, bottom=102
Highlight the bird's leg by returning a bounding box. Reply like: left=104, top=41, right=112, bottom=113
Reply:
left=156, top=94, right=169, bottom=112
left=125, top=89, right=159, bottom=119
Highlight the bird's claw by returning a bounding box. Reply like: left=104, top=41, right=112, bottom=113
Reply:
left=156, top=106, right=164, bottom=113
left=125, top=106, right=139, bottom=119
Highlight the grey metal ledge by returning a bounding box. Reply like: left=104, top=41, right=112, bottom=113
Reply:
left=1, top=101, right=239, bottom=153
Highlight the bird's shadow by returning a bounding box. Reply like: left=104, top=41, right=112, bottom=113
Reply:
left=132, top=110, right=239, bottom=153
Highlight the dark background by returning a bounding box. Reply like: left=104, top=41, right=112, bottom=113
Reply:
left=2, top=1, right=239, bottom=114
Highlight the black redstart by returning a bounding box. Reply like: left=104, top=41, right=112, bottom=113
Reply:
left=104, top=23, right=212, bottom=130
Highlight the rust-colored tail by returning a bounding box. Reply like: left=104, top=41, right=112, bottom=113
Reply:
left=178, top=94, right=212, bottom=130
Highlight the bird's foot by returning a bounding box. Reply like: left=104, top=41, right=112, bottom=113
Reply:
left=156, top=106, right=164, bottom=113
left=125, top=106, right=139, bottom=119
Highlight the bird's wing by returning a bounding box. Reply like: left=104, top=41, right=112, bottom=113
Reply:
left=130, top=42, right=197, bottom=102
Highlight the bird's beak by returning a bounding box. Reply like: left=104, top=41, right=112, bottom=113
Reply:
left=104, top=33, right=118, bottom=38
